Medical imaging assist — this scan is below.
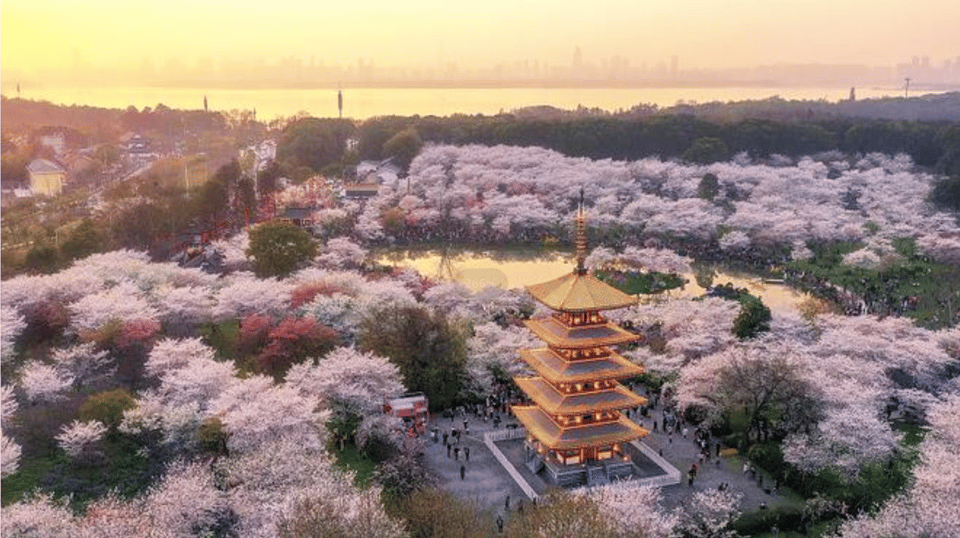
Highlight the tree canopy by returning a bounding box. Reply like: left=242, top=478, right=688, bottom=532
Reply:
left=359, top=306, right=466, bottom=411
left=246, top=220, right=317, bottom=278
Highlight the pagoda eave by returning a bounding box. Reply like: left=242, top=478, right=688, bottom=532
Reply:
left=525, top=317, right=638, bottom=349
left=514, top=377, right=648, bottom=416
left=512, top=405, right=649, bottom=451
left=519, top=348, right=645, bottom=385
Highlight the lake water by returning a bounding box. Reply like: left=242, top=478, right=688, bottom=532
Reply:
left=2, top=85, right=939, bottom=120
left=379, top=248, right=810, bottom=314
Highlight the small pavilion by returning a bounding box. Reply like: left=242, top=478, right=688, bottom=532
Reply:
left=511, top=197, right=649, bottom=487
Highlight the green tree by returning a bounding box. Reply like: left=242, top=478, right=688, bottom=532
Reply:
left=715, top=351, right=818, bottom=443
left=684, top=137, right=729, bottom=164
left=256, top=160, right=284, bottom=198
left=111, top=201, right=172, bottom=250
left=60, top=218, right=105, bottom=261
left=733, top=295, right=772, bottom=339
left=930, top=175, right=960, bottom=212
left=79, top=388, right=137, bottom=431
left=382, top=128, right=423, bottom=172
left=196, top=417, right=229, bottom=455
left=506, top=489, right=611, bottom=538
left=697, top=172, right=721, bottom=200
left=359, top=306, right=466, bottom=411
left=93, top=144, right=121, bottom=166
left=23, top=243, right=59, bottom=274
left=277, top=117, right=356, bottom=173
left=388, top=487, right=489, bottom=538
left=246, top=220, right=318, bottom=278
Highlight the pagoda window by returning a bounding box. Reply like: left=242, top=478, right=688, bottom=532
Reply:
left=597, top=447, right=613, bottom=460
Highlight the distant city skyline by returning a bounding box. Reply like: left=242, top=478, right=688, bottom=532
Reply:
left=3, top=0, right=959, bottom=89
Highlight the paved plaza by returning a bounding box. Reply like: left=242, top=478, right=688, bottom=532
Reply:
left=423, top=398, right=800, bottom=517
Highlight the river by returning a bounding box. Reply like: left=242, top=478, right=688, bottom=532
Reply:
left=379, top=248, right=810, bottom=314
left=1, top=85, right=941, bottom=120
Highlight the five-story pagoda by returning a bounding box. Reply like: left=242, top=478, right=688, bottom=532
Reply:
left=511, top=196, right=649, bottom=486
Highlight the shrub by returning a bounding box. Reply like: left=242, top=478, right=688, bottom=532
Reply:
left=79, top=389, right=136, bottom=431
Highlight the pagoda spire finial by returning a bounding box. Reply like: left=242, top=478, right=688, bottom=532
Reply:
left=576, top=187, right=587, bottom=275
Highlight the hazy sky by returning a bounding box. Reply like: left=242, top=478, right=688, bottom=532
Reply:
left=3, top=0, right=959, bottom=76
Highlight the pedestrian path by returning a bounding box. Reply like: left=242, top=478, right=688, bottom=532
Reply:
left=422, top=414, right=527, bottom=511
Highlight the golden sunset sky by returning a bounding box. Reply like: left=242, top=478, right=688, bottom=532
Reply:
left=3, top=0, right=959, bottom=79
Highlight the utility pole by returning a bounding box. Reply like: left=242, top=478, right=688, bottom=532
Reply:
left=904, top=77, right=911, bottom=98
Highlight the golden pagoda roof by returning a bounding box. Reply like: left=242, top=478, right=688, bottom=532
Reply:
left=514, top=376, right=647, bottom=415
left=519, top=348, right=645, bottom=385
left=526, top=271, right=636, bottom=313
left=512, top=405, right=649, bottom=450
left=525, top=317, right=638, bottom=349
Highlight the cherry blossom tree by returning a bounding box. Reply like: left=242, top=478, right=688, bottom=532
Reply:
left=317, top=236, right=368, bottom=269
left=1, top=304, right=25, bottom=363
left=2, top=433, right=21, bottom=478
left=677, top=341, right=819, bottom=439
left=209, top=376, right=327, bottom=454
left=676, top=488, right=743, bottom=538
left=156, top=285, right=215, bottom=333
left=51, top=342, right=112, bottom=391
left=55, top=419, right=108, bottom=461
left=214, top=437, right=400, bottom=538
left=834, top=395, right=960, bottom=538
left=465, top=322, right=538, bottom=396
left=19, top=362, right=73, bottom=403
left=209, top=230, right=252, bottom=272
left=584, top=481, right=679, bottom=538
left=0, top=494, right=77, bottom=537
left=214, top=273, right=293, bottom=320
left=285, top=347, right=404, bottom=414
left=2, top=384, right=17, bottom=428
left=68, top=281, right=160, bottom=333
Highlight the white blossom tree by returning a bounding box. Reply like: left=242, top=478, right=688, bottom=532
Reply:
left=2, top=433, right=22, bottom=478
left=51, top=342, right=112, bottom=391
left=56, top=420, right=108, bottom=460
left=317, top=236, right=368, bottom=269
left=285, top=347, right=404, bottom=414
left=2, top=384, right=18, bottom=428
left=1, top=304, right=26, bottom=363
left=20, top=362, right=73, bottom=403
left=0, top=494, right=77, bottom=537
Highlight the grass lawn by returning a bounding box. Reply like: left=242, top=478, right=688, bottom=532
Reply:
left=1, top=454, right=59, bottom=506
left=333, top=444, right=377, bottom=488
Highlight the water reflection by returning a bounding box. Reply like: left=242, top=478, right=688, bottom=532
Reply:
left=378, top=248, right=811, bottom=314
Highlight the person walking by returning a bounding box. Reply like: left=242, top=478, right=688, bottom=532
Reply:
left=460, top=464, right=466, bottom=480
left=465, top=446, right=470, bottom=461
left=454, top=447, right=460, bottom=461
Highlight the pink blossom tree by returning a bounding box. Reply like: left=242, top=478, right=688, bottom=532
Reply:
left=55, top=420, right=108, bottom=462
